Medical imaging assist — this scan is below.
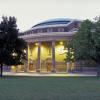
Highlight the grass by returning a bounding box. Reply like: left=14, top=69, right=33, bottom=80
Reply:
left=0, top=76, right=100, bottom=100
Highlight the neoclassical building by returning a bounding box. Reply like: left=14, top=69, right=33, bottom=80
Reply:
left=11, top=18, right=81, bottom=72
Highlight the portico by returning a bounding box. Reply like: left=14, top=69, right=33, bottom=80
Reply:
left=23, top=32, right=74, bottom=72
left=17, top=18, right=81, bottom=73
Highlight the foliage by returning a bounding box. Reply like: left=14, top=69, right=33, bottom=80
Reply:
left=69, top=19, right=100, bottom=64
left=64, top=42, right=75, bottom=62
left=0, top=16, right=27, bottom=76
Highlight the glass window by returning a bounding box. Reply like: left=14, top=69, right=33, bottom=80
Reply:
left=47, top=28, right=53, bottom=32
left=58, top=28, right=64, bottom=32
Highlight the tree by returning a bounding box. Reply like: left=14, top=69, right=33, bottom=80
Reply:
left=69, top=19, right=100, bottom=76
left=0, top=16, right=27, bottom=77
left=64, top=42, right=75, bottom=72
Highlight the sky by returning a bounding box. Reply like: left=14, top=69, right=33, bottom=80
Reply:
left=0, top=0, right=100, bottom=31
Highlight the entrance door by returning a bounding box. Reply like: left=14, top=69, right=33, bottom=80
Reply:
left=46, top=58, right=52, bottom=72
left=46, top=62, right=52, bottom=71
left=29, top=63, right=34, bottom=71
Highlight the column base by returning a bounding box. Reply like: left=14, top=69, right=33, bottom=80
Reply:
left=24, top=68, right=28, bottom=72
left=51, top=69, right=56, bottom=73
left=36, top=69, right=40, bottom=73
left=24, top=70, right=28, bottom=73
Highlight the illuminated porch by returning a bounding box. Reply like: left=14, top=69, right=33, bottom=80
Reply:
left=26, top=41, right=68, bottom=72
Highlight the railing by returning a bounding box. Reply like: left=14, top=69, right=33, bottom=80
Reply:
left=56, top=62, right=66, bottom=72
left=74, top=67, right=97, bottom=72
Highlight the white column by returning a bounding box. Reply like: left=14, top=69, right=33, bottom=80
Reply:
left=37, top=42, right=41, bottom=72
left=66, top=40, right=71, bottom=72
left=52, top=41, right=56, bottom=72
left=24, top=44, right=29, bottom=72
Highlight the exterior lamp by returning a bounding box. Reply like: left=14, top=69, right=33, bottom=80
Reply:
left=12, top=52, right=17, bottom=56
left=24, top=49, right=26, bottom=53
left=59, top=41, right=63, bottom=45
left=35, top=43, right=39, bottom=46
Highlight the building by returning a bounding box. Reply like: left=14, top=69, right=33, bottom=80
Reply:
left=10, top=18, right=81, bottom=72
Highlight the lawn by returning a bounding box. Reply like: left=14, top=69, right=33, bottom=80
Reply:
left=0, top=76, right=100, bottom=100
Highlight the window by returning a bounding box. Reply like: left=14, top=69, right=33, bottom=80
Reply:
left=37, top=29, right=43, bottom=33
left=47, top=28, right=53, bottom=32
left=58, top=28, right=64, bottom=32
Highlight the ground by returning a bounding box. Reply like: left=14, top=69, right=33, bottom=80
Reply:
left=0, top=76, right=100, bottom=100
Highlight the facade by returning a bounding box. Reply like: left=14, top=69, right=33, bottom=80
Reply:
left=9, top=18, right=81, bottom=72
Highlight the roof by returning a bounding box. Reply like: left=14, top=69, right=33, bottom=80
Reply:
left=32, top=18, right=75, bottom=28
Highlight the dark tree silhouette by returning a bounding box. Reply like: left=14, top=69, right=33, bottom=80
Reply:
left=0, top=16, right=27, bottom=77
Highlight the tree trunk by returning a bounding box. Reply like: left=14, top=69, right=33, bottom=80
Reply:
left=0, top=63, right=3, bottom=77
left=97, top=63, right=100, bottom=76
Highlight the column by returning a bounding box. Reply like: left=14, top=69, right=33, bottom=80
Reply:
left=24, top=44, right=29, bottom=72
left=66, top=40, right=71, bottom=72
left=52, top=41, right=56, bottom=72
left=37, top=42, right=41, bottom=72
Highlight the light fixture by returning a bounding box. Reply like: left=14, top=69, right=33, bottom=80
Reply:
left=59, top=41, right=63, bottom=45
left=35, top=43, right=39, bottom=46
left=12, top=52, right=17, bottom=56
left=24, top=49, right=26, bottom=53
